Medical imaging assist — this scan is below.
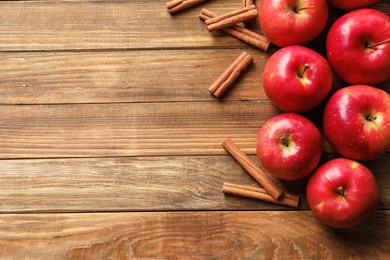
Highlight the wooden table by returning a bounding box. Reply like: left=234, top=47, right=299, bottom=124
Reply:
left=0, top=0, right=389, bottom=258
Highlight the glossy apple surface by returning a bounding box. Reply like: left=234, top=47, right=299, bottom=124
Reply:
left=263, top=45, right=332, bottom=113
left=323, top=85, right=390, bottom=161
left=256, top=113, right=322, bottom=181
left=258, top=0, right=328, bottom=47
left=326, top=8, right=390, bottom=85
left=307, top=158, right=379, bottom=228
left=327, top=0, right=381, bottom=10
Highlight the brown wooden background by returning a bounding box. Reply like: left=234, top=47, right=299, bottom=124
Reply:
left=0, top=0, right=389, bottom=259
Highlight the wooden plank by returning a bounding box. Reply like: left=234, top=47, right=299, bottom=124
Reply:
left=0, top=154, right=388, bottom=213
left=0, top=1, right=388, bottom=52
left=1, top=50, right=388, bottom=105
left=0, top=211, right=389, bottom=259
left=0, top=101, right=283, bottom=158
left=0, top=49, right=269, bottom=104
left=0, top=155, right=297, bottom=213
left=2, top=101, right=388, bottom=159
left=0, top=1, right=260, bottom=51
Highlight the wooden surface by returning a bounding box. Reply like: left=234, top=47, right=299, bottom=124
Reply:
left=0, top=0, right=389, bottom=258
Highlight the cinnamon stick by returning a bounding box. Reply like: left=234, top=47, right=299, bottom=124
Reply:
left=242, top=0, right=255, bottom=7
left=205, top=5, right=258, bottom=32
left=222, top=182, right=299, bottom=208
left=199, top=8, right=270, bottom=51
left=166, top=0, right=205, bottom=15
left=222, top=138, right=283, bottom=200
left=208, top=51, right=253, bottom=98
left=242, top=0, right=256, bottom=24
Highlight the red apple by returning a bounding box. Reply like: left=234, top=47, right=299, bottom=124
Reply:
left=256, top=113, right=322, bottom=181
left=326, top=8, right=390, bottom=85
left=307, top=158, right=379, bottom=228
left=258, top=0, right=328, bottom=47
left=262, top=45, right=333, bottom=113
left=327, top=0, right=381, bottom=11
left=323, top=85, right=390, bottom=161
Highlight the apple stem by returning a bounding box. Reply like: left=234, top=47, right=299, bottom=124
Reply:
left=294, top=5, right=316, bottom=13
left=366, top=38, right=390, bottom=48
left=298, top=64, right=310, bottom=78
left=337, top=186, right=345, bottom=197
left=366, top=115, right=377, bottom=121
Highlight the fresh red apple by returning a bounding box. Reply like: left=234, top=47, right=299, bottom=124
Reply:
left=262, top=45, right=333, bottom=113
left=323, top=85, right=390, bottom=161
left=307, top=158, right=379, bottom=228
left=326, top=8, right=390, bottom=85
left=327, top=0, right=381, bottom=11
left=256, top=113, right=322, bottom=181
left=258, top=0, right=328, bottom=47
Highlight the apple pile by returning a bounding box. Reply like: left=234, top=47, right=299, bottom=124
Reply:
left=256, top=0, right=390, bottom=228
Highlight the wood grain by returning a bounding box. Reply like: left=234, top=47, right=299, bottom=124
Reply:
left=0, top=154, right=388, bottom=213
left=0, top=101, right=282, bottom=158
left=1, top=101, right=352, bottom=158
left=0, top=49, right=269, bottom=104
left=0, top=1, right=388, bottom=52
left=1, top=50, right=387, bottom=105
left=0, top=211, right=389, bottom=259
left=0, top=1, right=257, bottom=51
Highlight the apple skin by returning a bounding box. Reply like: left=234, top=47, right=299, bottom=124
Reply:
left=256, top=113, right=322, bottom=181
left=307, top=158, right=379, bottom=228
left=326, top=8, right=390, bottom=85
left=327, top=0, right=381, bottom=11
left=263, top=45, right=333, bottom=113
left=323, top=85, right=390, bottom=161
left=258, top=0, right=328, bottom=47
